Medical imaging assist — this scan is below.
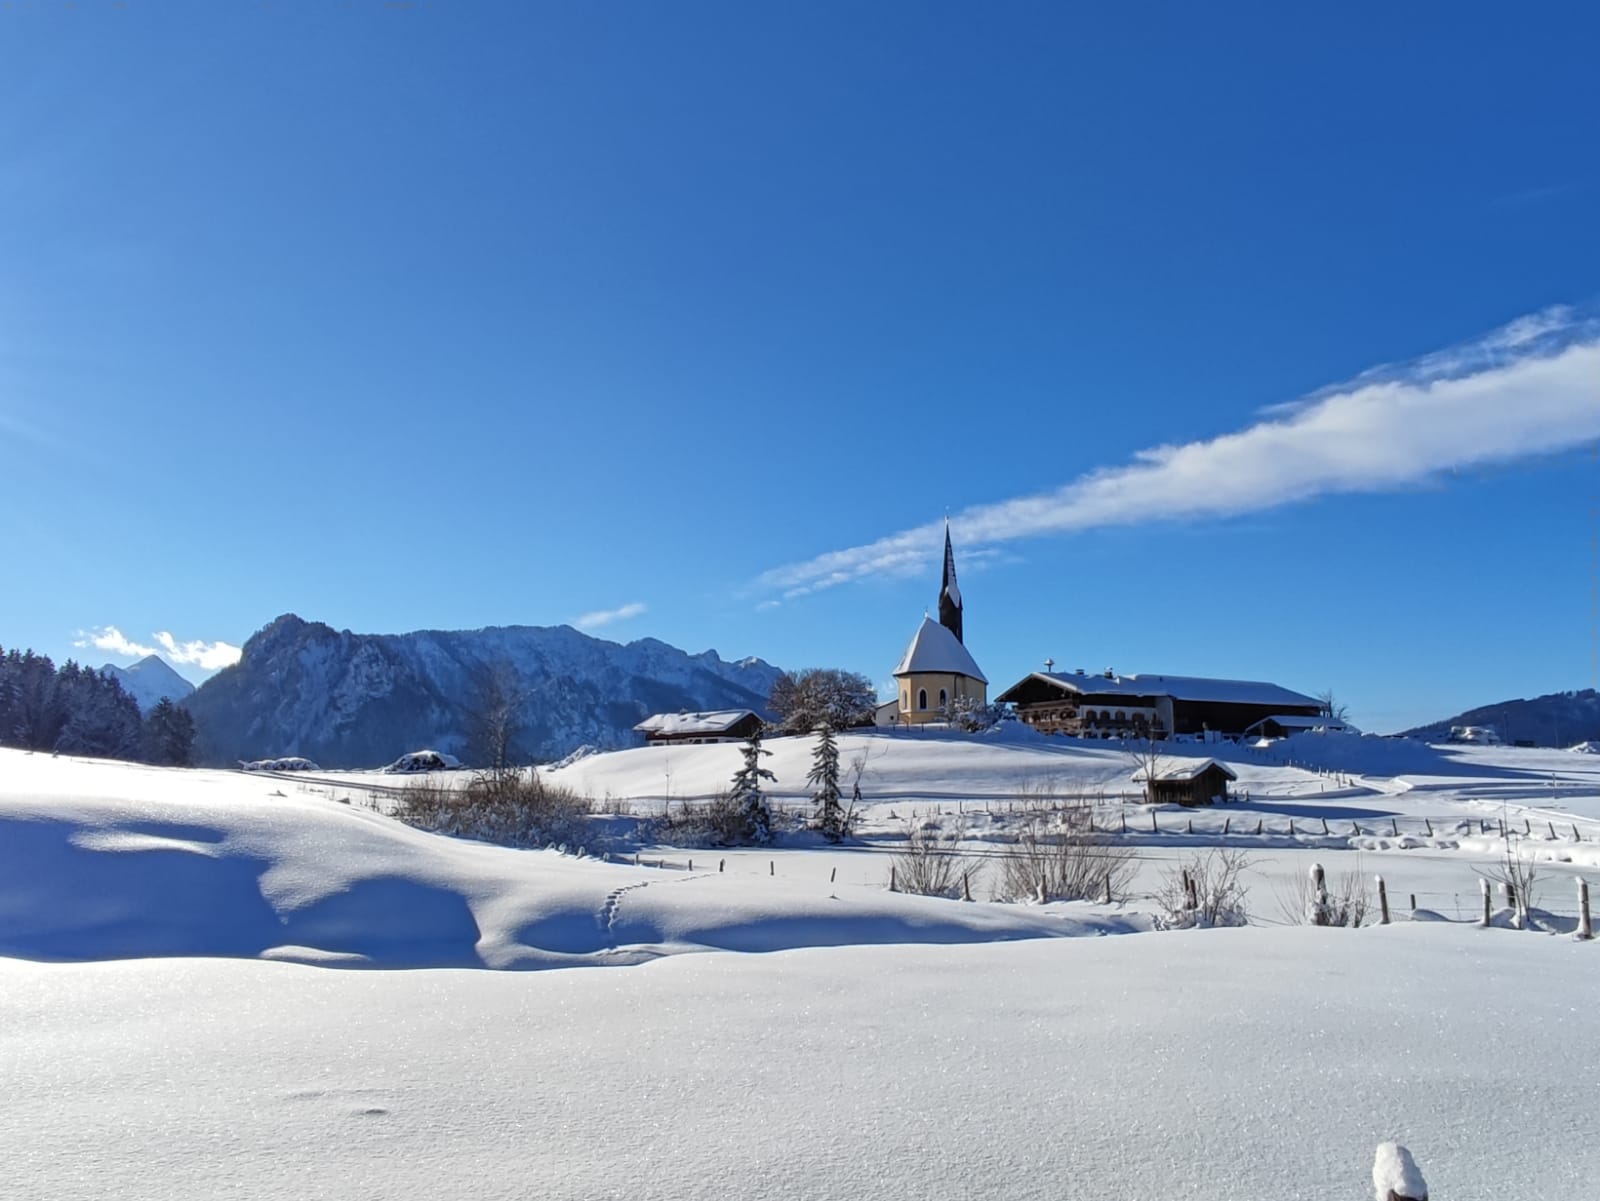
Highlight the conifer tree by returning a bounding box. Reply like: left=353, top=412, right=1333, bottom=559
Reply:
left=806, top=723, right=845, bottom=842
left=729, top=729, right=776, bottom=844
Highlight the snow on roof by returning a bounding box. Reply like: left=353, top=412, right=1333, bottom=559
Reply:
left=1247, top=714, right=1346, bottom=731
left=634, top=709, right=757, bottom=736
left=892, top=616, right=987, bottom=683
left=1132, top=758, right=1238, bottom=783
left=1020, top=670, right=1318, bottom=708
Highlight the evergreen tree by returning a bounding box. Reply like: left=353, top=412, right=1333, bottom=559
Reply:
left=806, top=723, right=845, bottom=842
left=143, top=698, right=197, bottom=766
left=54, top=666, right=143, bottom=759
left=729, top=729, right=776, bottom=844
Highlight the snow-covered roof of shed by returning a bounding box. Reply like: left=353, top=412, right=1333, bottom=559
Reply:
left=892, top=617, right=987, bottom=683
left=1247, top=713, right=1347, bottom=731
left=1013, top=671, right=1317, bottom=708
left=633, top=709, right=758, bottom=736
left=1132, top=758, right=1238, bottom=783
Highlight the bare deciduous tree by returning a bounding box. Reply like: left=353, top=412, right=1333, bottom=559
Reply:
left=466, top=660, right=528, bottom=779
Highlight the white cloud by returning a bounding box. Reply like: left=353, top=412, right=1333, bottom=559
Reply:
left=74, top=626, right=241, bottom=671
left=153, top=632, right=242, bottom=671
left=574, top=602, right=648, bottom=630
left=760, top=306, right=1600, bottom=598
left=75, top=626, right=159, bottom=659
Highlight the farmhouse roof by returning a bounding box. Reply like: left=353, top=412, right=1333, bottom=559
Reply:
left=1001, top=670, right=1318, bottom=708
left=633, top=709, right=758, bottom=737
left=893, top=616, right=987, bottom=683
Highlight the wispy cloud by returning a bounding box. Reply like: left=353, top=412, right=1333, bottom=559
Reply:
left=75, top=626, right=242, bottom=671
left=573, top=601, right=648, bottom=630
left=153, top=632, right=242, bottom=671
left=760, top=306, right=1600, bottom=598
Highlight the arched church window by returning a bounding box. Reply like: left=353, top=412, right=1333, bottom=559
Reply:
left=917, top=689, right=927, bottom=711
left=939, top=688, right=948, bottom=710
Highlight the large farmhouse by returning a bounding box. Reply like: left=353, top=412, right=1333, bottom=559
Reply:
left=994, top=669, right=1325, bottom=741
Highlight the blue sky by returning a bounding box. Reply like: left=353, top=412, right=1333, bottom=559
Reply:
left=3, top=1, right=1598, bottom=732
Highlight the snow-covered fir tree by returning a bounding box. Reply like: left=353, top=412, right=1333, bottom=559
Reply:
left=806, top=723, right=845, bottom=842
left=729, top=730, right=776, bottom=844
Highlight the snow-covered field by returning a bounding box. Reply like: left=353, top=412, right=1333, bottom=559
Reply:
left=3, top=734, right=1598, bottom=1197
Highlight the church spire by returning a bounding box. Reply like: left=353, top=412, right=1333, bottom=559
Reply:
left=938, top=518, right=963, bottom=644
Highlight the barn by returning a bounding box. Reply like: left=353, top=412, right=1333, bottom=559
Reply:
left=995, top=669, right=1325, bottom=741
left=634, top=709, right=764, bottom=747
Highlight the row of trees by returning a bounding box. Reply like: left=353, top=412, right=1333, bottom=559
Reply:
left=0, top=647, right=195, bottom=766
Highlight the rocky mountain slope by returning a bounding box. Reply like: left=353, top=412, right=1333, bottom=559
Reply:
left=1402, top=688, right=1600, bottom=747
left=185, top=614, right=784, bottom=768
left=100, top=655, right=196, bottom=713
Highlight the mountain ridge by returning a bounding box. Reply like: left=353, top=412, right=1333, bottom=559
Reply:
left=186, top=614, right=784, bottom=768
left=1401, top=688, right=1600, bottom=747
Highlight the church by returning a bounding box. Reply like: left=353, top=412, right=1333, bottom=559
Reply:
left=885, top=522, right=1326, bottom=741
left=889, top=522, right=988, bottom=725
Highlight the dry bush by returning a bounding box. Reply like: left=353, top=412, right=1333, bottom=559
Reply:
left=1275, top=860, right=1370, bottom=927
left=890, top=823, right=976, bottom=899
left=1155, top=848, right=1253, bottom=928
left=394, top=771, right=592, bottom=849
left=995, top=815, right=1136, bottom=904
left=1477, top=839, right=1543, bottom=928
left=653, top=792, right=769, bottom=847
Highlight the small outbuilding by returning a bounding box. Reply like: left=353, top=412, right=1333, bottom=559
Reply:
left=634, top=709, right=764, bottom=746
left=1133, top=759, right=1238, bottom=807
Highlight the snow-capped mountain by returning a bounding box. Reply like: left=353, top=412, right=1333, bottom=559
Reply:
left=185, top=614, right=785, bottom=768
left=1402, top=688, right=1600, bottom=747
left=100, top=655, right=196, bottom=713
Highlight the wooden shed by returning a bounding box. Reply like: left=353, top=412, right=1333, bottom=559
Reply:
left=1134, top=759, right=1238, bottom=807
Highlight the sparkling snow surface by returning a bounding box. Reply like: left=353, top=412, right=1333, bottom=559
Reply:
left=3, top=740, right=1599, bottom=1197
left=3, top=929, right=1594, bottom=1200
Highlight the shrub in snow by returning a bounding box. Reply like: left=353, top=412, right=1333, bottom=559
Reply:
left=1476, top=836, right=1542, bottom=929
left=394, top=771, right=592, bottom=849
left=1372, top=1141, right=1428, bottom=1201
left=653, top=792, right=772, bottom=848
left=995, top=815, right=1135, bottom=904
left=889, top=822, right=975, bottom=899
left=1278, top=861, right=1370, bottom=927
left=943, top=694, right=1001, bottom=733
left=1154, top=848, right=1253, bottom=928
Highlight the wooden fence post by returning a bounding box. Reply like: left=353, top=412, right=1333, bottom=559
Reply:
left=1578, top=878, right=1592, bottom=941
left=963, top=870, right=974, bottom=902
left=1376, top=876, right=1390, bottom=925
left=1321, top=817, right=1329, bottom=835
left=770, top=861, right=775, bottom=876
left=1120, top=810, right=1127, bottom=834
left=889, top=865, right=897, bottom=892
left=1408, top=893, right=1416, bottom=913
left=1548, top=821, right=1558, bottom=840
left=1223, top=816, right=1230, bottom=834
left=688, top=859, right=693, bottom=872
left=1151, top=810, right=1158, bottom=833
left=1423, top=818, right=1432, bottom=836
left=1255, top=819, right=1263, bottom=835
left=719, top=858, right=725, bottom=872
left=1391, top=817, right=1399, bottom=836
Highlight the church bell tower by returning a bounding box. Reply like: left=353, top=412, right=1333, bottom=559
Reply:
left=938, top=518, right=963, bottom=644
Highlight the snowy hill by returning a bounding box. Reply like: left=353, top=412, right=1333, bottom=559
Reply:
left=1402, top=687, right=1600, bottom=746
left=2, top=746, right=1599, bottom=1198
left=99, top=654, right=195, bottom=713
left=185, top=614, right=784, bottom=769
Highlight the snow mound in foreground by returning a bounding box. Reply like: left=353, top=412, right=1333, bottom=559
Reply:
left=0, top=750, right=1122, bottom=969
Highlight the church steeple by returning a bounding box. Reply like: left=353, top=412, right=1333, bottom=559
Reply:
left=938, top=518, right=963, bottom=644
